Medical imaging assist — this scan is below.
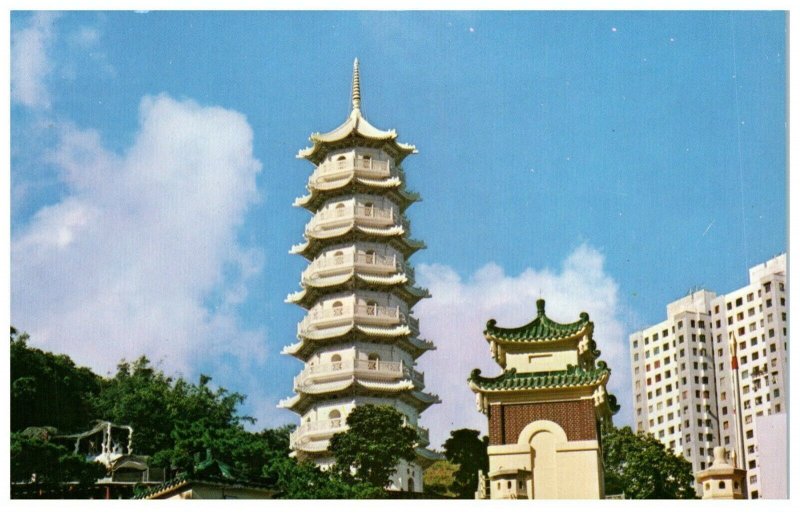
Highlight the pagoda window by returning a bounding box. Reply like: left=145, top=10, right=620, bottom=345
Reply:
left=366, top=301, right=378, bottom=316
left=329, top=409, right=342, bottom=427
left=332, top=301, right=344, bottom=316
left=363, top=202, right=374, bottom=217
left=361, top=154, right=373, bottom=169
left=368, top=353, right=380, bottom=370
left=335, top=202, right=346, bottom=217
left=331, top=354, right=342, bottom=370
left=335, top=155, right=347, bottom=169
left=365, top=250, right=376, bottom=264
left=408, top=478, right=414, bottom=492
left=334, top=250, right=345, bottom=265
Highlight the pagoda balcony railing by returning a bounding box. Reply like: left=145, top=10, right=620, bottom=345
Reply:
left=294, top=358, right=424, bottom=388
left=298, top=304, right=409, bottom=335
left=310, top=157, right=393, bottom=187
left=306, top=205, right=396, bottom=234
left=290, top=418, right=347, bottom=447
left=290, top=419, right=428, bottom=449
left=303, top=253, right=401, bottom=281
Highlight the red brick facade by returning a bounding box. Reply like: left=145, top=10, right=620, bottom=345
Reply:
left=487, top=399, right=597, bottom=445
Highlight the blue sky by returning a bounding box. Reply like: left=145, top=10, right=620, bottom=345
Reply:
left=9, top=10, right=786, bottom=447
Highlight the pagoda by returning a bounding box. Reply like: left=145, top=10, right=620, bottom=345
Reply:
left=469, top=299, right=619, bottom=499
left=279, top=59, right=440, bottom=492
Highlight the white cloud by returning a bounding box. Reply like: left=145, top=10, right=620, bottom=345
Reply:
left=11, top=12, right=59, bottom=109
left=415, top=244, right=631, bottom=448
left=12, top=94, right=265, bottom=378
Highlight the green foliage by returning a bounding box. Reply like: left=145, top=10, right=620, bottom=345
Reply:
left=10, top=432, right=106, bottom=488
left=602, top=425, right=697, bottom=499
left=422, top=459, right=458, bottom=497
left=92, top=357, right=175, bottom=457
left=93, top=356, right=255, bottom=473
left=9, top=328, right=388, bottom=499
left=442, top=428, right=488, bottom=498
left=329, top=404, right=418, bottom=489
left=10, top=327, right=102, bottom=432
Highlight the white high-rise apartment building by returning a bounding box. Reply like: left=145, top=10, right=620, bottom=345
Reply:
left=630, top=254, right=787, bottom=499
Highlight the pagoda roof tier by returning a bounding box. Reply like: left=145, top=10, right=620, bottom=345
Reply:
left=279, top=383, right=440, bottom=415
left=291, top=226, right=425, bottom=261
left=468, top=363, right=611, bottom=394
left=484, top=299, right=592, bottom=344
left=285, top=272, right=430, bottom=309
left=282, top=334, right=435, bottom=362
left=297, top=59, right=416, bottom=166
left=294, top=175, right=421, bottom=213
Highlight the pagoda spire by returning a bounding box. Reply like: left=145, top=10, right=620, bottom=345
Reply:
left=351, top=58, right=361, bottom=111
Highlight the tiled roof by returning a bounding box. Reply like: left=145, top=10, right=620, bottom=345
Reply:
left=484, top=299, right=590, bottom=342
left=469, top=363, right=610, bottom=392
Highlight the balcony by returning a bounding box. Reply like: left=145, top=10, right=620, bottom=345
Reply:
left=290, top=419, right=430, bottom=452
left=298, top=303, right=412, bottom=336
left=289, top=418, right=346, bottom=450
left=305, top=205, right=396, bottom=239
left=294, top=358, right=425, bottom=389
left=309, top=156, right=393, bottom=188
left=303, top=252, right=401, bottom=282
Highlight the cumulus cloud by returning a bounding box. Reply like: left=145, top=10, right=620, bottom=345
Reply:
left=11, top=12, right=59, bottom=109
left=12, top=94, right=265, bottom=378
left=415, top=244, right=630, bottom=448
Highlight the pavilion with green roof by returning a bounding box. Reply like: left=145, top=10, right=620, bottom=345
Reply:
left=469, top=299, right=619, bottom=500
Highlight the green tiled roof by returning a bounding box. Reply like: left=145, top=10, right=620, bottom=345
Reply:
left=484, top=299, right=590, bottom=342
left=469, top=362, right=610, bottom=392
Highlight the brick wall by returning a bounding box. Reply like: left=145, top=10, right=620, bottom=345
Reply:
left=488, top=399, right=597, bottom=445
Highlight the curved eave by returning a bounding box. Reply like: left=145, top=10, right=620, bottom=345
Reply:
left=288, top=381, right=435, bottom=414
left=293, top=179, right=420, bottom=212
left=297, top=109, right=417, bottom=165
left=292, top=229, right=426, bottom=261
left=277, top=394, right=302, bottom=411
left=484, top=322, right=592, bottom=347
left=286, top=273, right=429, bottom=309
left=296, top=377, right=416, bottom=396
left=467, top=372, right=610, bottom=395
left=285, top=334, right=434, bottom=362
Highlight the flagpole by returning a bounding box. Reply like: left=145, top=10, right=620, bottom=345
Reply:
left=729, top=334, right=747, bottom=472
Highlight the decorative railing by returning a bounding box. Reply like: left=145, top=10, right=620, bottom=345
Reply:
left=303, top=253, right=401, bottom=281
left=294, top=358, right=424, bottom=388
left=290, top=418, right=429, bottom=449
left=289, top=418, right=346, bottom=447
left=298, top=304, right=409, bottom=334
left=310, top=156, right=393, bottom=187
left=306, top=205, right=396, bottom=234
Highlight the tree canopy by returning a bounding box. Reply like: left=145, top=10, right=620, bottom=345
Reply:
left=602, top=424, right=697, bottom=499
left=442, top=428, right=488, bottom=498
left=10, top=328, right=102, bottom=432
left=9, top=327, right=389, bottom=499
left=328, top=404, right=418, bottom=490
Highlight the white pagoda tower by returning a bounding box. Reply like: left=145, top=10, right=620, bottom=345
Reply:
left=279, top=59, right=441, bottom=492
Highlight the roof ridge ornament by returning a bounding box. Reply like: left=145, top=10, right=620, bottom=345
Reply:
left=536, top=298, right=546, bottom=316
left=351, top=58, right=361, bottom=112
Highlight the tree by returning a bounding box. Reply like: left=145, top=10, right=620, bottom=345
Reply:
left=10, top=327, right=102, bottom=432
left=328, top=404, right=418, bottom=489
left=442, top=428, right=489, bottom=498
left=422, top=460, right=458, bottom=497
left=602, top=425, right=697, bottom=499
left=92, top=357, right=176, bottom=457
left=10, top=431, right=106, bottom=492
